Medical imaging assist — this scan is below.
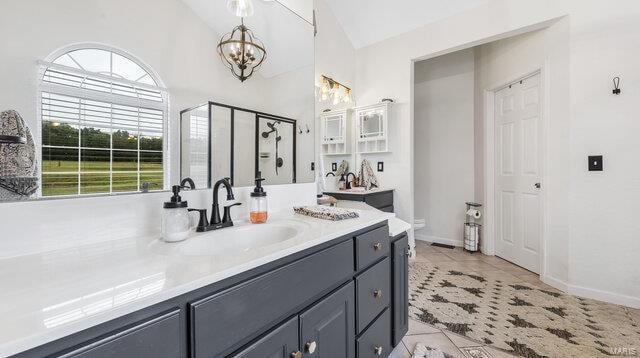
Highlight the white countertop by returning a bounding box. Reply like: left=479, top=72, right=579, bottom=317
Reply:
left=0, top=208, right=396, bottom=357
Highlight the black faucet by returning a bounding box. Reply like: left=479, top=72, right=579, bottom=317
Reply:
left=345, top=172, right=357, bottom=189
left=325, top=172, right=335, bottom=177
left=211, top=177, right=239, bottom=229
left=188, top=177, right=241, bottom=232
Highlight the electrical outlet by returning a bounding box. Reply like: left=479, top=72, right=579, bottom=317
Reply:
left=588, top=155, right=603, bottom=171
left=331, top=162, right=337, bottom=171
left=377, top=162, right=384, bottom=172
left=310, top=162, right=315, bottom=171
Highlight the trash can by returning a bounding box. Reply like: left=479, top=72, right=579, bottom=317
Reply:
left=464, top=222, right=481, bottom=252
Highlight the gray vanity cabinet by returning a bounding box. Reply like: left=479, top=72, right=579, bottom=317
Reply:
left=13, top=222, right=411, bottom=358
left=324, top=190, right=394, bottom=213
left=391, top=234, right=409, bottom=347
left=300, top=282, right=355, bottom=358
left=229, top=316, right=299, bottom=358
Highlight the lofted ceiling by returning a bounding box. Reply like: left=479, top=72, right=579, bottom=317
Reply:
left=181, top=0, right=313, bottom=79
left=323, top=0, right=488, bottom=49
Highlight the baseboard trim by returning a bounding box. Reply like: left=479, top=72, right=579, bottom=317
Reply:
left=542, top=274, right=568, bottom=292
left=414, top=233, right=462, bottom=247
left=542, top=275, right=639, bottom=309
left=567, top=283, right=640, bottom=309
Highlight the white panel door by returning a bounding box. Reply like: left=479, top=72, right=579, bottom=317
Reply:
left=494, top=73, right=542, bottom=273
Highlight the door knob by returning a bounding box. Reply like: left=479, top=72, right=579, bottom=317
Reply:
left=374, top=346, right=384, bottom=356
left=373, top=243, right=382, bottom=251
left=305, top=341, right=317, bottom=354
left=374, top=289, right=383, bottom=298
left=290, top=352, right=302, bottom=358
left=534, top=182, right=541, bottom=189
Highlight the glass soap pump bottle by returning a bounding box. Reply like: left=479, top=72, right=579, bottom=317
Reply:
left=250, top=172, right=268, bottom=224
left=162, top=178, right=195, bottom=242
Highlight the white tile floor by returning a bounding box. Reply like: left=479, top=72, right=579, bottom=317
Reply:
left=390, top=240, right=640, bottom=357
left=388, top=241, right=527, bottom=358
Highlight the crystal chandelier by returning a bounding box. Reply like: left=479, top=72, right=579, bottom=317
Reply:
left=217, top=19, right=267, bottom=82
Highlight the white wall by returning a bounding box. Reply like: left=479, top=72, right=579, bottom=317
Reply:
left=413, top=49, right=475, bottom=246
left=314, top=0, right=357, bottom=188
left=474, top=19, right=571, bottom=285
left=354, top=0, right=640, bottom=307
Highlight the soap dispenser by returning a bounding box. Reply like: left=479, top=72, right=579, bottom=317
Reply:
left=162, top=178, right=195, bottom=242
left=250, top=172, right=268, bottom=224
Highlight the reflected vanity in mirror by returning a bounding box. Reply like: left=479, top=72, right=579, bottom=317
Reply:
left=0, top=0, right=314, bottom=202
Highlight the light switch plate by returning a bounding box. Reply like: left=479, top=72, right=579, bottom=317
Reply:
left=588, top=155, right=603, bottom=171
left=331, top=162, right=337, bottom=171
left=377, top=162, right=384, bottom=172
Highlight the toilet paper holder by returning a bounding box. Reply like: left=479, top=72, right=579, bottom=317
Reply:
left=464, top=202, right=482, bottom=253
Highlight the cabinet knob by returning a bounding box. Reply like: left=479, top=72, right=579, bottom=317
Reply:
left=374, top=346, right=384, bottom=355
left=373, top=242, right=382, bottom=251
left=305, top=341, right=317, bottom=354
left=374, top=289, right=383, bottom=298
left=290, top=352, right=302, bottom=358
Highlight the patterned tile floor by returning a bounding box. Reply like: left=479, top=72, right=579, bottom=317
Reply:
left=389, top=240, right=640, bottom=358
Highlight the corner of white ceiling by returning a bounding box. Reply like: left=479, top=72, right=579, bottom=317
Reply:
left=277, top=0, right=314, bottom=24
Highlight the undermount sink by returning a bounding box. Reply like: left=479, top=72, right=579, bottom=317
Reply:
left=154, top=219, right=309, bottom=257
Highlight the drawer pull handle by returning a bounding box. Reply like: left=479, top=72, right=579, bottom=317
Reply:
left=373, top=243, right=383, bottom=251
left=374, top=346, right=384, bottom=355
left=290, top=351, right=302, bottom=358
left=305, top=341, right=317, bottom=354
left=374, top=289, right=383, bottom=298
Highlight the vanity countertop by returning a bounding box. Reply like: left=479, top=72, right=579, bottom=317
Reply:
left=0, top=208, right=395, bottom=357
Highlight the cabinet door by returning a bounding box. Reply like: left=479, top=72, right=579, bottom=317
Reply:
left=60, top=311, right=181, bottom=358
left=391, top=235, right=409, bottom=346
left=299, top=282, right=355, bottom=358
left=231, top=316, right=300, bottom=358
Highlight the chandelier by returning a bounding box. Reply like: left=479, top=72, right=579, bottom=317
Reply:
left=318, top=75, right=353, bottom=105
left=217, top=19, right=267, bottom=82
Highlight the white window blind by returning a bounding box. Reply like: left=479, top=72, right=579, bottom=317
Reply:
left=39, top=47, right=167, bottom=197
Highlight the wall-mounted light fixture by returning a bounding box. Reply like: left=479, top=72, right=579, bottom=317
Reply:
left=317, top=75, right=353, bottom=105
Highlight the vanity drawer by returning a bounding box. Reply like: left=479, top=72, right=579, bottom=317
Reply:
left=60, top=310, right=181, bottom=358
left=356, top=309, right=392, bottom=358
left=355, top=225, right=389, bottom=270
left=355, top=257, right=390, bottom=333
left=190, top=240, right=354, bottom=358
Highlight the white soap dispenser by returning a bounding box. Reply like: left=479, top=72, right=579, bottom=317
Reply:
left=161, top=179, right=195, bottom=242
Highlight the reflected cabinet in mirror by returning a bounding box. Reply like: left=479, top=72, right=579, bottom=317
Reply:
left=0, top=0, right=314, bottom=202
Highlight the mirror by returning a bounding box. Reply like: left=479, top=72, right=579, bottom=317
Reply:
left=0, top=0, right=314, bottom=202
left=359, top=109, right=384, bottom=139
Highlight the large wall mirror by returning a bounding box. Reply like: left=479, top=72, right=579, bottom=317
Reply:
left=0, top=0, right=314, bottom=202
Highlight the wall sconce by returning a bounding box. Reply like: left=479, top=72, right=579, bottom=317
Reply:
left=317, top=75, right=353, bottom=104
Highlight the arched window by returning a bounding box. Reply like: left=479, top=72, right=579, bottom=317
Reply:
left=38, top=45, right=167, bottom=197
